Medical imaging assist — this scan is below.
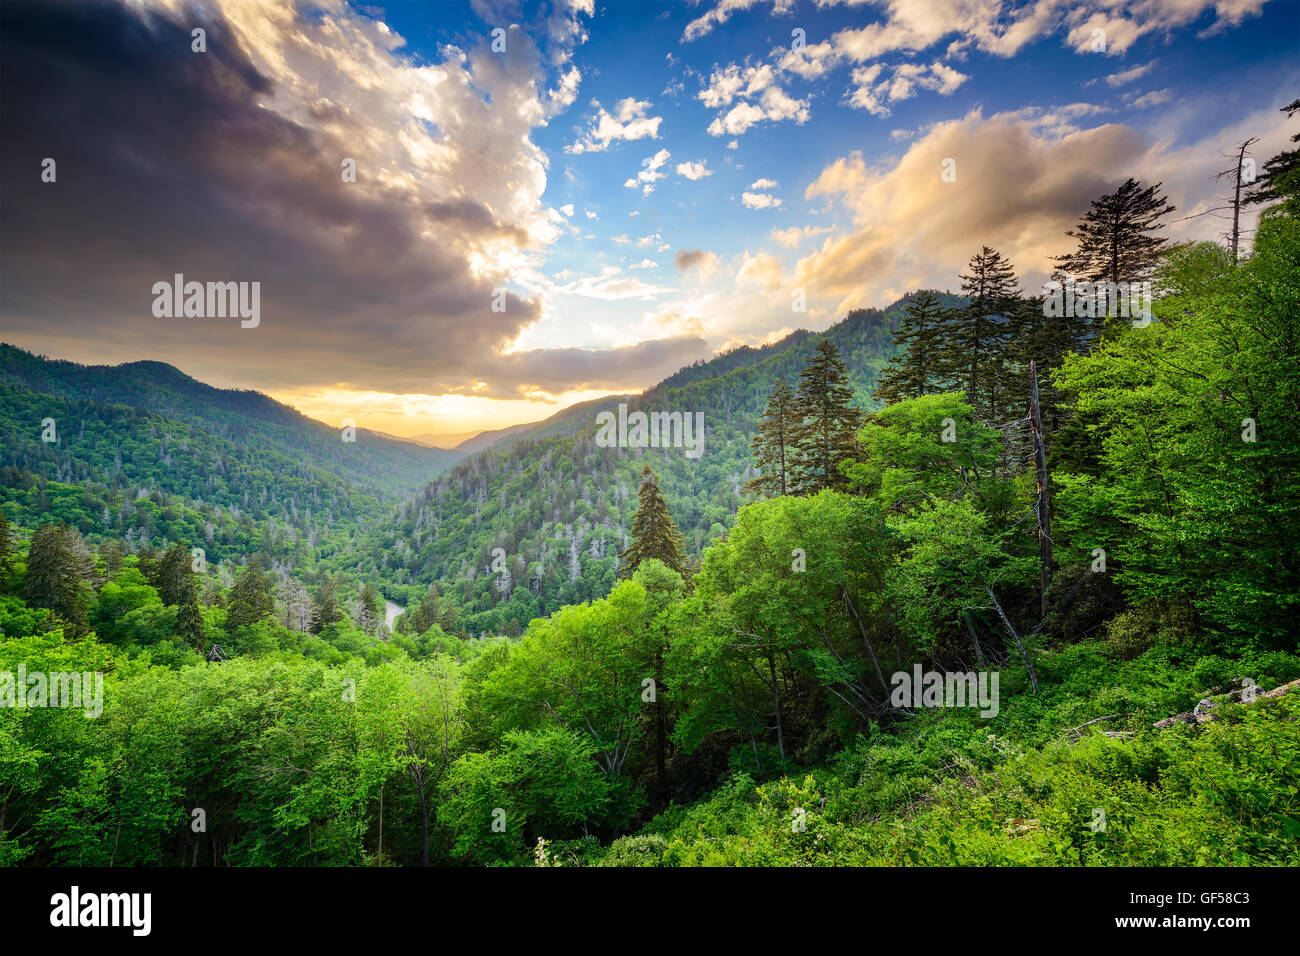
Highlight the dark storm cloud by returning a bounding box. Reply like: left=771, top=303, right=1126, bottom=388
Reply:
left=0, top=0, right=687, bottom=397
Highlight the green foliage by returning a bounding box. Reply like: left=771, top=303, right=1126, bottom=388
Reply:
left=620, top=466, right=689, bottom=579
left=1053, top=214, right=1300, bottom=647
left=0, top=182, right=1295, bottom=870
left=790, top=339, right=862, bottom=494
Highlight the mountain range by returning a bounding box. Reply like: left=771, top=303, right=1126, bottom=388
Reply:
left=0, top=291, right=958, bottom=629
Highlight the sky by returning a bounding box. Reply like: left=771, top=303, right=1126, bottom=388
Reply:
left=1, top=0, right=1296, bottom=439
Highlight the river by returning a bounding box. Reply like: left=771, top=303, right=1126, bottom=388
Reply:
left=384, top=599, right=404, bottom=630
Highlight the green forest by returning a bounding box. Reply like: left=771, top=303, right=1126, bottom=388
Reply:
left=2, top=117, right=1298, bottom=868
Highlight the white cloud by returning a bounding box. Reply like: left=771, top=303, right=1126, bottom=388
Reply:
left=699, top=63, right=810, bottom=137
left=742, top=191, right=782, bottom=209
left=699, top=62, right=778, bottom=108
left=566, top=97, right=663, bottom=154
left=689, top=0, right=1270, bottom=67
left=682, top=0, right=794, bottom=42
left=708, top=85, right=810, bottom=136
left=676, top=160, right=713, bottom=180
left=562, top=264, right=670, bottom=300
left=1127, top=88, right=1174, bottom=108
left=769, top=224, right=833, bottom=248
left=626, top=147, right=672, bottom=194
left=846, top=61, right=969, bottom=117
left=1090, top=61, right=1156, bottom=87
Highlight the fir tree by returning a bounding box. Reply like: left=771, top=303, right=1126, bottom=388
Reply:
left=24, top=523, right=93, bottom=637
left=407, top=584, right=440, bottom=634
left=176, top=579, right=205, bottom=648
left=158, top=541, right=194, bottom=607
left=745, top=378, right=797, bottom=498
left=619, top=466, right=688, bottom=578
left=311, top=576, right=342, bottom=634
left=874, top=291, right=950, bottom=405
left=227, top=556, right=273, bottom=631
left=1053, top=178, right=1176, bottom=290
left=945, top=247, right=1020, bottom=422
left=357, top=582, right=382, bottom=636
left=0, top=507, right=12, bottom=578
left=1007, top=293, right=1090, bottom=439
left=100, top=539, right=124, bottom=578
left=791, top=340, right=862, bottom=494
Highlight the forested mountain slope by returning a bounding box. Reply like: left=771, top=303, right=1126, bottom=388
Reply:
left=0, top=346, right=459, bottom=566
left=358, top=292, right=964, bottom=633
left=0, top=344, right=459, bottom=496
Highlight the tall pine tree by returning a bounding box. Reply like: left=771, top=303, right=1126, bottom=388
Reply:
left=944, top=248, right=1019, bottom=422
left=745, top=378, right=797, bottom=498
left=227, top=556, right=273, bottom=631
left=176, top=579, right=205, bottom=649
left=619, top=465, right=688, bottom=578
left=791, top=339, right=862, bottom=494
left=158, top=541, right=194, bottom=607
left=311, top=575, right=342, bottom=634
left=874, top=291, right=951, bottom=405
left=1053, top=178, right=1176, bottom=290
left=0, top=507, right=12, bottom=579
left=24, top=524, right=93, bottom=637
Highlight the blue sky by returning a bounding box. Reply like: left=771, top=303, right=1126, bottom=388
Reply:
left=2, top=0, right=1296, bottom=437
left=371, top=0, right=1300, bottom=361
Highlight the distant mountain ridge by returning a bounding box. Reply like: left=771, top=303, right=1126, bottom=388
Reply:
left=0, top=343, right=460, bottom=494
left=0, top=293, right=952, bottom=618
left=354, top=293, right=962, bottom=632
left=0, top=343, right=463, bottom=566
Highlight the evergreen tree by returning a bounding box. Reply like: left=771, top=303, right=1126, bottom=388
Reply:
left=1007, top=293, right=1091, bottom=439
left=311, top=575, right=342, bottom=634
left=791, top=339, right=863, bottom=493
left=357, top=582, right=383, bottom=636
left=158, top=541, right=194, bottom=607
left=0, top=507, right=12, bottom=577
left=944, top=247, right=1020, bottom=422
left=100, top=539, right=124, bottom=578
left=201, top=577, right=226, bottom=609
left=874, top=291, right=951, bottom=405
left=745, top=378, right=797, bottom=498
left=407, top=584, right=440, bottom=634
left=24, top=523, right=93, bottom=637
left=176, top=579, right=205, bottom=648
left=137, top=546, right=162, bottom=592
left=1053, top=177, right=1176, bottom=291
left=619, top=466, right=688, bottom=579
left=1245, top=98, right=1300, bottom=219
left=227, top=556, right=273, bottom=630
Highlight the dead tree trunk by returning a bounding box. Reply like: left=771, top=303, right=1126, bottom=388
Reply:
left=986, top=585, right=1039, bottom=694
left=842, top=584, right=888, bottom=692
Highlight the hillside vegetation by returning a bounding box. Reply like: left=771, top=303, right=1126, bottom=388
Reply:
left=0, top=187, right=1296, bottom=868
